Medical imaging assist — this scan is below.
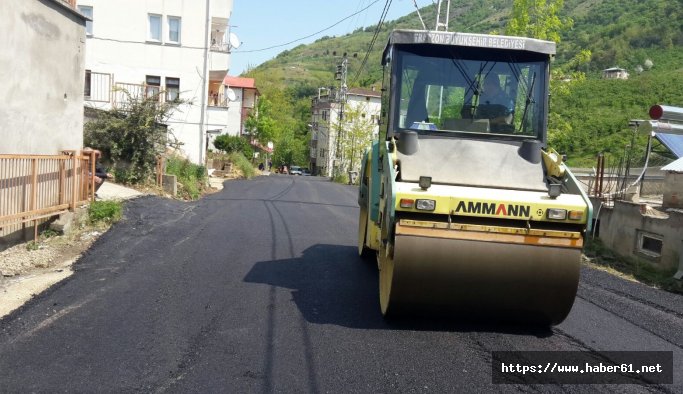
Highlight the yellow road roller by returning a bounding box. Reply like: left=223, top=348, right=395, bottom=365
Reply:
left=357, top=30, right=592, bottom=325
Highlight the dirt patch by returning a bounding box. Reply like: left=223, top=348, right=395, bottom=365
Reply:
left=0, top=224, right=108, bottom=318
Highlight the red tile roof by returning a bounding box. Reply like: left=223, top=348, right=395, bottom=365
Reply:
left=223, top=76, right=257, bottom=89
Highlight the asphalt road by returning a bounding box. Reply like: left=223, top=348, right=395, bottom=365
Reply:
left=0, top=175, right=681, bottom=392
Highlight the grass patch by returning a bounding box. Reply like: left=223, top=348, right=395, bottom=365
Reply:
left=165, top=156, right=207, bottom=200
left=332, top=172, right=349, bottom=184
left=89, top=200, right=123, bottom=224
left=40, top=228, right=59, bottom=239
left=583, top=238, right=682, bottom=294
left=227, top=152, right=255, bottom=179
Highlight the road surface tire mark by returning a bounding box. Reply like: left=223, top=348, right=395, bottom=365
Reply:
left=265, top=178, right=296, bottom=202
left=580, top=274, right=683, bottom=320
left=9, top=290, right=103, bottom=344
left=151, top=308, right=225, bottom=393
left=268, top=202, right=295, bottom=259
left=575, top=285, right=683, bottom=349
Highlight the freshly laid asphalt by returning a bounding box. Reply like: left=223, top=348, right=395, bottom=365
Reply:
left=0, top=175, right=681, bottom=392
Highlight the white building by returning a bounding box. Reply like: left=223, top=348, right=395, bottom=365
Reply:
left=310, top=87, right=381, bottom=176
left=77, top=0, right=235, bottom=164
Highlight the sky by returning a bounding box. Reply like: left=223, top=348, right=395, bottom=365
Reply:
left=229, top=0, right=432, bottom=76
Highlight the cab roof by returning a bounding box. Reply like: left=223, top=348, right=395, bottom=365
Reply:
left=382, top=29, right=556, bottom=64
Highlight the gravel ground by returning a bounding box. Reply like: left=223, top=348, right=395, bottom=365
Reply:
left=0, top=226, right=104, bottom=279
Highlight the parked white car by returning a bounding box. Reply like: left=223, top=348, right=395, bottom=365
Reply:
left=289, top=166, right=303, bottom=176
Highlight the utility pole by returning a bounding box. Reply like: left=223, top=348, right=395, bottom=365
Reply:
left=333, top=54, right=348, bottom=178
left=434, top=0, right=451, bottom=31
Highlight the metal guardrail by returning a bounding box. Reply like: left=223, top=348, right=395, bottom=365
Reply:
left=0, top=152, right=95, bottom=240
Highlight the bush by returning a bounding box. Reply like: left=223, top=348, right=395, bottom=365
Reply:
left=165, top=156, right=207, bottom=200
left=332, top=172, right=349, bottom=184
left=89, top=200, right=122, bottom=224
left=84, top=93, right=186, bottom=184
left=213, top=135, right=254, bottom=158
left=228, top=152, right=256, bottom=179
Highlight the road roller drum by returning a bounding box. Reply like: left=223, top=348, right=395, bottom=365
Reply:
left=380, top=229, right=581, bottom=324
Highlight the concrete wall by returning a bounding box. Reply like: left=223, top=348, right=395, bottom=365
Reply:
left=595, top=200, right=683, bottom=270
left=0, top=0, right=86, bottom=154
left=663, top=172, right=683, bottom=209
left=78, top=0, right=233, bottom=164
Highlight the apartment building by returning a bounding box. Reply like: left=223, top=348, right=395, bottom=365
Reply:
left=310, top=88, right=381, bottom=176
left=77, top=0, right=235, bottom=164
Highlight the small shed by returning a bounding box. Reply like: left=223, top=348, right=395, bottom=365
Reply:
left=602, top=67, right=629, bottom=80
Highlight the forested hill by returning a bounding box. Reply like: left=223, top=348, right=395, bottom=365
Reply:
left=243, top=0, right=683, bottom=166
left=245, top=0, right=681, bottom=89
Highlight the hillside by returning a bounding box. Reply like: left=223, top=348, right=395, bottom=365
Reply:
left=243, top=0, right=683, bottom=166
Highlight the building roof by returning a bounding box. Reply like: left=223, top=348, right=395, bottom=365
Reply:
left=50, top=0, right=89, bottom=20
left=661, top=157, right=683, bottom=172
left=223, top=76, right=257, bottom=89
left=603, top=67, right=627, bottom=72
left=348, top=87, right=381, bottom=98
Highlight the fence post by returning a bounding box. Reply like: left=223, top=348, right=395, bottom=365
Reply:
left=156, top=156, right=165, bottom=187
left=59, top=159, right=65, bottom=205
left=71, top=153, right=77, bottom=211
left=90, top=151, right=96, bottom=202
left=31, top=158, right=38, bottom=241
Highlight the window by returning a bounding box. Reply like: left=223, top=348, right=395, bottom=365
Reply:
left=394, top=48, right=545, bottom=137
left=145, top=75, right=161, bottom=98
left=166, top=77, right=180, bottom=102
left=168, top=16, right=181, bottom=44
left=84, top=70, right=92, bottom=97
left=78, top=5, right=93, bottom=35
left=148, top=14, right=161, bottom=41
left=637, top=231, right=663, bottom=258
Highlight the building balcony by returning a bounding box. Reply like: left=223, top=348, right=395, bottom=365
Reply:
left=207, top=92, right=230, bottom=108
left=85, top=72, right=226, bottom=109
left=210, top=17, right=233, bottom=54
left=112, top=82, right=181, bottom=106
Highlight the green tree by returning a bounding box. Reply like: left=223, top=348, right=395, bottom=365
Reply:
left=245, top=96, right=276, bottom=142
left=213, top=134, right=253, bottom=158
left=340, top=104, right=376, bottom=173
left=84, top=90, right=186, bottom=183
left=506, top=0, right=573, bottom=43
left=271, top=132, right=305, bottom=167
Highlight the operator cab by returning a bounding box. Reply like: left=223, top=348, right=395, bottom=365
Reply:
left=382, top=30, right=555, bottom=143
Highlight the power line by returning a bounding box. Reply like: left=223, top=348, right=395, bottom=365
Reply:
left=234, top=0, right=382, bottom=54
left=351, top=0, right=393, bottom=85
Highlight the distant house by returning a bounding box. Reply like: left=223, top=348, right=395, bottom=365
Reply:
left=222, top=76, right=260, bottom=137
left=602, top=67, right=629, bottom=80
left=310, top=87, right=381, bottom=176
left=1, top=0, right=87, bottom=154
